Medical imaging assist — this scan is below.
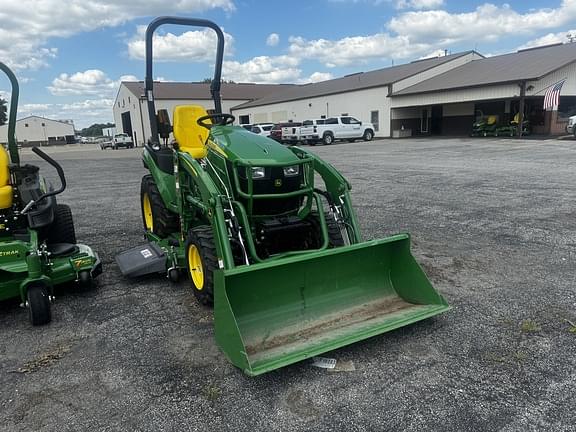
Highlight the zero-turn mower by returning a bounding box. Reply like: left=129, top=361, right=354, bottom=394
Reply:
left=0, top=62, right=102, bottom=326
left=117, top=17, right=449, bottom=376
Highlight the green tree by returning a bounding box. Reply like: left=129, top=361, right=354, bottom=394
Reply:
left=78, top=122, right=115, bottom=137
left=201, top=78, right=237, bottom=84
left=0, top=98, right=7, bottom=126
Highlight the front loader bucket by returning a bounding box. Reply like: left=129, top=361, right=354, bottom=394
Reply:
left=214, top=234, right=449, bottom=376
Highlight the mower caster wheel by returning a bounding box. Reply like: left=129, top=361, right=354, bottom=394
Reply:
left=78, top=271, right=94, bottom=290
left=27, top=284, right=52, bottom=326
left=168, top=268, right=180, bottom=283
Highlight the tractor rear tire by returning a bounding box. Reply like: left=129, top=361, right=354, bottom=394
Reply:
left=27, top=284, right=51, bottom=326
left=140, top=175, right=179, bottom=238
left=47, top=204, right=77, bottom=244
left=185, top=226, right=218, bottom=306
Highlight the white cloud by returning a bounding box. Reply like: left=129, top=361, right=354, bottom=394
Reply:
left=266, top=33, right=280, bottom=47
left=0, top=0, right=235, bottom=70
left=288, top=34, right=429, bottom=67
left=396, top=0, right=444, bottom=9
left=48, top=70, right=116, bottom=96
left=297, top=72, right=334, bottom=84
left=48, top=70, right=138, bottom=97
left=127, top=26, right=234, bottom=61
left=388, top=3, right=569, bottom=45
left=518, top=30, right=576, bottom=50
left=223, top=55, right=301, bottom=83
left=286, top=1, right=576, bottom=67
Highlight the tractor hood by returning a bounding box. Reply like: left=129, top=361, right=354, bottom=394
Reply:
left=210, top=126, right=300, bottom=165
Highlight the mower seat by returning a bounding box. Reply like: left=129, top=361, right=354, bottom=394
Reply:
left=173, top=105, right=210, bottom=159
left=0, top=145, right=13, bottom=209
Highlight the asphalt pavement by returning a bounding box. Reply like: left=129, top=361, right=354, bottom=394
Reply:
left=1, top=137, right=575, bottom=431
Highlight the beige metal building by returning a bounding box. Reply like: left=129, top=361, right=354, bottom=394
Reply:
left=113, top=82, right=294, bottom=146
left=0, top=116, right=75, bottom=146
left=231, top=43, right=576, bottom=137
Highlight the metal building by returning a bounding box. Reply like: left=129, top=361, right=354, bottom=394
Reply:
left=230, top=43, right=576, bottom=137
left=113, top=82, right=294, bottom=146
left=0, top=115, right=75, bottom=146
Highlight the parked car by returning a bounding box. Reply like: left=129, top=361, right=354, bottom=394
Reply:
left=102, top=133, right=134, bottom=150
left=241, top=124, right=253, bottom=131
left=287, top=119, right=326, bottom=143
left=566, top=115, right=576, bottom=135
left=270, top=122, right=302, bottom=143
left=300, top=116, right=374, bottom=145
left=251, top=123, right=274, bottom=137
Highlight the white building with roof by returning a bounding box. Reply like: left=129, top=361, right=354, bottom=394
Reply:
left=113, top=82, right=295, bottom=146
left=0, top=116, right=75, bottom=146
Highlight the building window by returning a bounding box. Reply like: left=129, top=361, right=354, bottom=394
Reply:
left=370, top=111, right=379, bottom=132
left=41, top=123, right=45, bottom=127
left=128, top=96, right=131, bottom=103
left=25, top=123, right=28, bottom=127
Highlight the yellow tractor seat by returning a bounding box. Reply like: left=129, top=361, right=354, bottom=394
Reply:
left=173, top=105, right=211, bottom=159
left=0, top=145, right=13, bottom=209
left=486, top=115, right=498, bottom=125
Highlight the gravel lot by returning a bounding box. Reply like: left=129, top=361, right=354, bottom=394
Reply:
left=1, top=137, right=575, bottom=431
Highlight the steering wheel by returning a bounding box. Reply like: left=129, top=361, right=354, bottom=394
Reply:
left=197, top=113, right=236, bottom=129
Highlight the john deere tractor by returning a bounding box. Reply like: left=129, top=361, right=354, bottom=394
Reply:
left=0, top=62, right=101, bottom=326
left=117, top=17, right=449, bottom=376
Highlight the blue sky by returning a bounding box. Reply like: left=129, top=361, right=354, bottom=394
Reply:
left=1, top=0, right=575, bottom=128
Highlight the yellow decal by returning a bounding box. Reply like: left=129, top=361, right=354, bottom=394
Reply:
left=0, top=224, right=5, bottom=230
left=73, top=258, right=92, bottom=268
left=0, top=250, right=18, bottom=256
left=206, top=139, right=227, bottom=158
left=274, top=179, right=282, bottom=187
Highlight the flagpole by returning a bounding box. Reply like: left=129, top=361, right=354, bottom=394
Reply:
left=518, top=81, right=526, bottom=138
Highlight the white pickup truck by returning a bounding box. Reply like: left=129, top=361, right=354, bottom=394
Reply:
left=300, top=116, right=375, bottom=145
left=280, top=123, right=303, bottom=144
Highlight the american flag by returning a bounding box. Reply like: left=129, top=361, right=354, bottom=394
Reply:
left=543, top=79, right=565, bottom=110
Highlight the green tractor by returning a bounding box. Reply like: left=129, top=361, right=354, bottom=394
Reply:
left=0, top=62, right=102, bottom=325
left=117, top=17, right=449, bottom=376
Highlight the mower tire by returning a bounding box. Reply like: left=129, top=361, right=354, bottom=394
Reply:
left=27, top=284, right=51, bottom=326
left=185, top=226, right=218, bottom=306
left=47, top=204, right=77, bottom=244
left=140, top=175, right=179, bottom=237
left=78, top=270, right=94, bottom=290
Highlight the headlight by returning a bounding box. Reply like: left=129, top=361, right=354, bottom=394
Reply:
left=251, top=167, right=266, bottom=179
left=283, top=165, right=300, bottom=177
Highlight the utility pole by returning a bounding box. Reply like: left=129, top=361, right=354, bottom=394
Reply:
left=518, top=81, right=526, bottom=139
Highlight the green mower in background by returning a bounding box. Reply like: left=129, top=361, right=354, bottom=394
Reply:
left=117, top=17, right=450, bottom=376
left=0, top=62, right=102, bottom=326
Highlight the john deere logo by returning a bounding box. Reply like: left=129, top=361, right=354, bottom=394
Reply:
left=274, top=179, right=282, bottom=187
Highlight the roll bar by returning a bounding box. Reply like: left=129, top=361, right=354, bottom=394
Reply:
left=0, top=62, right=20, bottom=166
left=144, top=16, right=225, bottom=146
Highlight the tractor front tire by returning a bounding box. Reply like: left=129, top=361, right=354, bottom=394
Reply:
left=47, top=204, right=77, bottom=244
left=185, top=226, right=218, bottom=306
left=27, top=284, right=51, bottom=326
left=140, top=175, right=179, bottom=238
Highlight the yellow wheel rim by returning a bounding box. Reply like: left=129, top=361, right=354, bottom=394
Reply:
left=188, top=245, right=204, bottom=290
left=143, top=193, right=153, bottom=231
